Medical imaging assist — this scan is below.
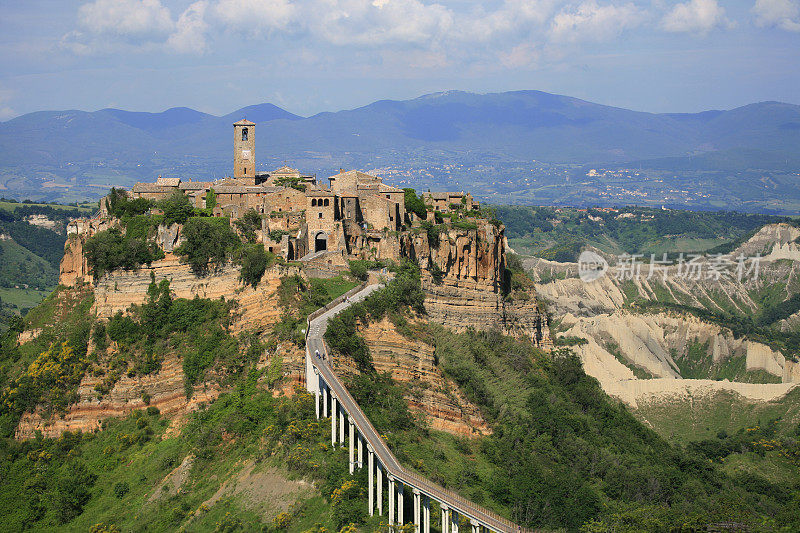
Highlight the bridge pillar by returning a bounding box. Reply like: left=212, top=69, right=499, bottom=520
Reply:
left=389, top=478, right=396, bottom=527
left=423, top=495, right=430, bottom=533
left=450, top=509, right=459, bottom=533
left=441, top=505, right=450, bottom=533
left=339, top=409, right=345, bottom=444
left=349, top=421, right=355, bottom=474
left=470, top=520, right=479, bottom=533
left=323, top=385, right=328, bottom=417
left=315, top=387, right=320, bottom=419
left=377, top=463, right=383, bottom=516
left=398, top=483, right=404, bottom=525
left=357, top=433, right=363, bottom=468
left=413, top=489, right=421, bottom=533
left=331, top=396, right=337, bottom=447
left=368, top=448, right=374, bottom=516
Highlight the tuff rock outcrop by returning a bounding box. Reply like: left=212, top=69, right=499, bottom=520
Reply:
left=404, top=220, right=550, bottom=347
left=330, top=317, right=490, bottom=437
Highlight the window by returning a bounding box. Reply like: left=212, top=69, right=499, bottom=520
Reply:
left=311, top=199, right=317, bottom=206
left=244, top=167, right=247, bottom=175
left=242, top=128, right=248, bottom=141
left=323, top=198, right=329, bottom=206
left=318, top=212, right=323, bottom=218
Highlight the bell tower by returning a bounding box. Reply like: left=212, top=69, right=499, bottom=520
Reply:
left=233, top=119, right=256, bottom=182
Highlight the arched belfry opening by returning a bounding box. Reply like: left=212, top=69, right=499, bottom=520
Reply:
left=242, top=128, right=248, bottom=141
left=314, top=231, right=328, bottom=253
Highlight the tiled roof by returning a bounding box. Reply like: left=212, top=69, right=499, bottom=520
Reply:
left=233, top=119, right=256, bottom=126
left=179, top=182, right=212, bottom=190
left=378, top=184, right=404, bottom=193
left=156, top=177, right=181, bottom=186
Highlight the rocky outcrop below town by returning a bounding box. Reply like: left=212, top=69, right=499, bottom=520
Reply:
left=403, top=220, right=550, bottom=348
left=93, top=255, right=294, bottom=333
left=330, top=317, right=490, bottom=437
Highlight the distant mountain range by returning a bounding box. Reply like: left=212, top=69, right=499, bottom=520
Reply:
left=1, top=90, right=799, bottom=210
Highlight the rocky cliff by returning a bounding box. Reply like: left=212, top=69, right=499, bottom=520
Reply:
left=403, top=220, right=550, bottom=348
left=330, top=317, right=490, bottom=437
left=15, top=352, right=221, bottom=439
left=93, top=255, right=295, bottom=333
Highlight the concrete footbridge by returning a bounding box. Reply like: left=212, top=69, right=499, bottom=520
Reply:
left=305, top=283, right=529, bottom=533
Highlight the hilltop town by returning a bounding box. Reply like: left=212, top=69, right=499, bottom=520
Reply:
left=122, top=119, right=476, bottom=277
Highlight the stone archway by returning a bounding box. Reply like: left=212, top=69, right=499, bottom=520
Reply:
left=314, top=231, right=328, bottom=253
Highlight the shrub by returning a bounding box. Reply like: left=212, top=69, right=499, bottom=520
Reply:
left=205, top=188, right=216, bottom=210
left=403, top=188, right=428, bottom=219
left=84, top=228, right=163, bottom=279
left=113, top=481, right=130, bottom=499
left=237, top=244, right=274, bottom=288
left=349, top=260, right=369, bottom=281
left=105, top=188, right=152, bottom=218
left=273, top=512, right=292, bottom=530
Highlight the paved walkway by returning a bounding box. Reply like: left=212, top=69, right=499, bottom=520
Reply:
left=306, top=284, right=526, bottom=533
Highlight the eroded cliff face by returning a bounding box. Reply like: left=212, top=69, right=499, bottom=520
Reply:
left=93, top=255, right=295, bottom=333
left=403, top=221, right=550, bottom=348
left=330, top=317, right=490, bottom=437
left=15, top=352, right=221, bottom=439
left=526, top=224, right=800, bottom=407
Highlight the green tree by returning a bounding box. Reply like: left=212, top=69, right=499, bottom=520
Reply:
left=158, top=192, right=194, bottom=226
left=175, top=218, right=239, bottom=275
left=205, top=188, right=217, bottom=210
left=237, top=244, right=274, bottom=288
left=234, top=209, right=262, bottom=243
left=403, top=188, right=428, bottom=219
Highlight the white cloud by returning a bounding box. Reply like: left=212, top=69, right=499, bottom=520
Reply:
left=456, top=0, right=559, bottom=43
left=213, top=0, right=297, bottom=34
left=550, top=1, right=644, bottom=43
left=77, top=0, right=174, bottom=37
left=661, top=0, right=730, bottom=35
left=752, top=0, right=800, bottom=32
left=65, top=0, right=211, bottom=55
left=309, top=0, right=454, bottom=46
left=167, top=1, right=210, bottom=53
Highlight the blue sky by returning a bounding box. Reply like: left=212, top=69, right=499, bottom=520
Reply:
left=0, top=0, right=798, bottom=120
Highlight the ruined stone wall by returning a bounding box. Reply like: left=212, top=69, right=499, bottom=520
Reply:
left=263, top=188, right=306, bottom=214
left=360, top=195, right=392, bottom=231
